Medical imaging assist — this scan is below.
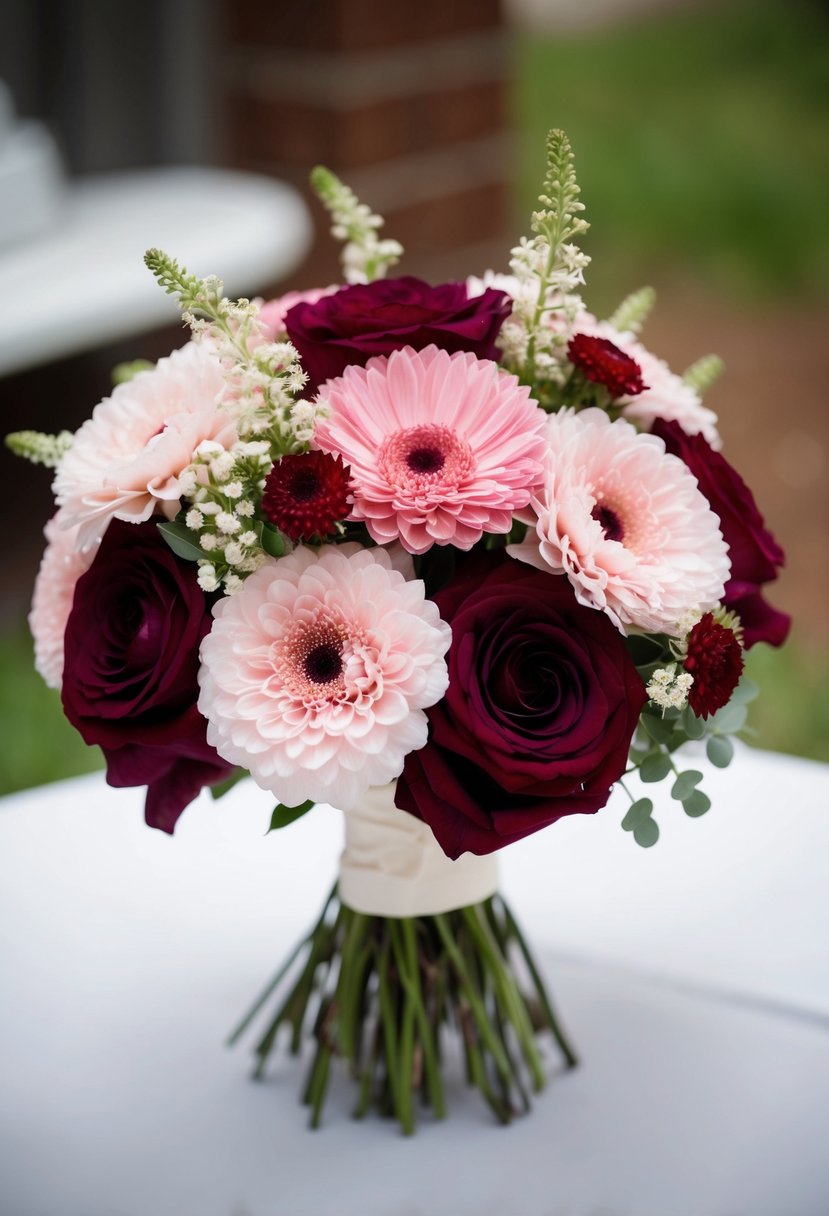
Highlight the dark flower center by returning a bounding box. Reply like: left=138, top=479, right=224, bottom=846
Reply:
left=303, top=642, right=343, bottom=684
left=289, top=470, right=322, bottom=501
left=591, top=503, right=625, bottom=543
left=406, top=446, right=445, bottom=474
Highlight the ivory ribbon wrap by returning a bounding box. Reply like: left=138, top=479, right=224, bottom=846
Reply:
left=337, top=782, right=499, bottom=918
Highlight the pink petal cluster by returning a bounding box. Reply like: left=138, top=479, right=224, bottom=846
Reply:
left=314, top=345, right=547, bottom=554
left=29, top=511, right=97, bottom=689
left=575, top=314, right=721, bottom=448
left=197, top=544, right=451, bottom=809
left=509, top=408, right=731, bottom=634
left=54, top=342, right=236, bottom=549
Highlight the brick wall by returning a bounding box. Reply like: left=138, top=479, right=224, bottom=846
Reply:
left=219, top=0, right=513, bottom=289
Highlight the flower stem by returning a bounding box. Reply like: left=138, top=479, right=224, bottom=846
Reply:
left=230, top=890, right=577, bottom=1132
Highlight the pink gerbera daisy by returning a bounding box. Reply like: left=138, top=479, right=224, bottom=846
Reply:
left=197, top=544, right=451, bottom=809
left=54, top=342, right=236, bottom=549
left=29, top=511, right=97, bottom=689
left=509, top=408, right=730, bottom=634
left=314, top=345, right=547, bottom=554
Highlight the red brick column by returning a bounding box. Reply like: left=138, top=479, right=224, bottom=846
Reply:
left=220, top=0, right=512, bottom=288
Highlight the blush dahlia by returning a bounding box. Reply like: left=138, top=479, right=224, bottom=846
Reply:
left=262, top=450, right=352, bottom=541
left=197, top=544, right=451, bottom=809
left=684, top=613, right=744, bottom=719
left=567, top=333, right=646, bottom=399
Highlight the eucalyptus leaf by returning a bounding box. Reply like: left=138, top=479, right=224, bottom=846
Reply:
left=730, top=676, right=759, bottom=705
left=633, top=818, right=660, bottom=848
left=621, top=797, right=654, bottom=831
left=157, top=520, right=205, bottom=562
left=640, top=714, right=675, bottom=746
left=671, top=770, right=703, bottom=801
left=267, top=799, right=315, bottom=832
left=709, top=701, right=748, bottom=735
left=683, top=790, right=711, bottom=818
left=639, top=751, right=672, bottom=783
left=706, top=735, right=734, bottom=769
left=681, top=706, right=707, bottom=740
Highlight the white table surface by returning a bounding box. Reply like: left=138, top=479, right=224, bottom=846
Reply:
left=1, top=745, right=828, bottom=1216
left=0, top=167, right=312, bottom=377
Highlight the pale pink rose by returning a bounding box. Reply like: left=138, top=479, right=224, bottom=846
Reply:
left=257, top=287, right=339, bottom=340
left=54, top=342, right=236, bottom=550
left=314, top=345, right=547, bottom=555
left=29, top=511, right=97, bottom=689
left=509, top=408, right=730, bottom=634
left=198, top=544, right=451, bottom=809
left=573, top=313, right=721, bottom=448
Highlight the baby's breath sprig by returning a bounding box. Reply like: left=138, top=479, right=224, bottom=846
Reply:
left=5, top=429, right=74, bottom=468
left=499, top=130, right=591, bottom=401
left=311, top=166, right=403, bottom=285
left=144, top=248, right=309, bottom=455
left=171, top=438, right=287, bottom=595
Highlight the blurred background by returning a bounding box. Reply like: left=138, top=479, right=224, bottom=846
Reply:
left=0, top=0, right=826, bottom=794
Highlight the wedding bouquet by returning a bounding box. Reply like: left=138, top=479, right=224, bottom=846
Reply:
left=8, top=131, right=789, bottom=1132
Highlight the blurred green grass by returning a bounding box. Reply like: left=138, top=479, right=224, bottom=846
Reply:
left=514, top=0, right=829, bottom=310
left=2, top=0, right=828, bottom=795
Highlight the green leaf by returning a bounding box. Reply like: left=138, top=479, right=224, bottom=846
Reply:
left=640, top=714, right=676, bottom=746
left=671, top=770, right=704, bottom=800
left=608, top=285, right=656, bottom=335
left=683, top=790, right=711, bottom=818
left=709, top=701, right=748, bottom=735
left=633, top=818, right=660, bottom=847
left=111, top=358, right=153, bottom=385
left=639, top=751, right=672, bottom=783
left=157, top=520, right=205, bottom=562
left=621, top=797, right=654, bottom=831
left=210, top=769, right=246, bottom=800
left=706, top=735, right=734, bottom=769
left=260, top=523, right=290, bottom=558
left=267, top=799, right=314, bottom=832
left=730, top=676, right=759, bottom=705
left=682, top=353, right=724, bottom=395
left=681, top=705, right=707, bottom=740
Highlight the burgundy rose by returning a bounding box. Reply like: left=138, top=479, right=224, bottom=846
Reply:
left=284, top=276, right=511, bottom=394
left=61, top=519, right=232, bottom=832
left=651, top=419, right=790, bottom=648
left=395, top=554, right=647, bottom=858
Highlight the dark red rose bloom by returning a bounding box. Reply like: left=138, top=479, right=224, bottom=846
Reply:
left=262, top=450, right=351, bottom=541
left=652, top=419, right=790, bottom=648
left=684, top=612, right=744, bottom=719
left=567, top=333, right=647, bottom=398
left=395, top=554, right=647, bottom=858
left=284, top=276, right=511, bottom=394
left=61, top=519, right=232, bottom=833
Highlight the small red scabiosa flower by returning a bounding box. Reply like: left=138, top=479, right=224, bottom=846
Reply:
left=567, top=333, right=647, bottom=399
left=684, top=612, right=744, bottom=719
left=262, top=450, right=352, bottom=541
